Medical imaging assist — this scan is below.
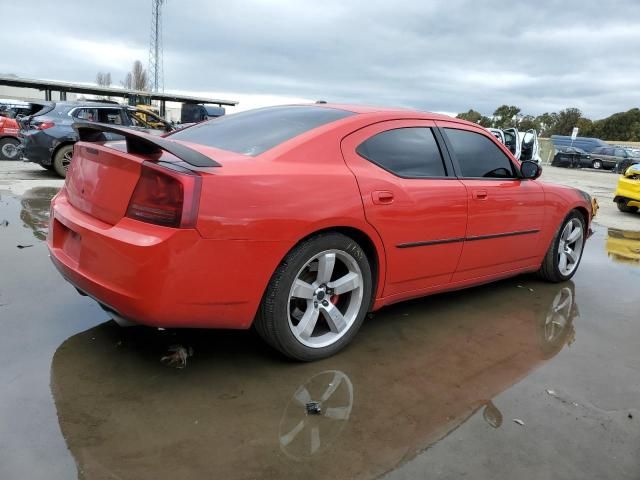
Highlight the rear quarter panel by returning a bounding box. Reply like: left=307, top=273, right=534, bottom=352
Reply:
left=194, top=118, right=389, bottom=304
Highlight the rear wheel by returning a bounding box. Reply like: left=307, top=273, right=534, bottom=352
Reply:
left=0, top=138, right=20, bottom=160
left=617, top=199, right=638, bottom=213
left=591, top=159, right=602, bottom=169
left=538, top=211, right=586, bottom=282
left=53, top=145, right=74, bottom=178
left=255, top=233, right=372, bottom=361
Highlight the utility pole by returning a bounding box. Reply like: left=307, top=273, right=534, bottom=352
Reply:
left=148, top=0, right=165, bottom=93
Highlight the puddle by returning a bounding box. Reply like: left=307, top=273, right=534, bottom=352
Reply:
left=606, top=228, right=640, bottom=265
left=49, top=280, right=581, bottom=479
left=20, top=187, right=59, bottom=241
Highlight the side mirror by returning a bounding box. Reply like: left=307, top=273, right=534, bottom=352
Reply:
left=521, top=160, right=542, bottom=179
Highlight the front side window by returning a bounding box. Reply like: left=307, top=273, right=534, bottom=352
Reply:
left=168, top=105, right=354, bottom=156
left=444, top=128, right=516, bottom=178
left=356, top=127, right=447, bottom=178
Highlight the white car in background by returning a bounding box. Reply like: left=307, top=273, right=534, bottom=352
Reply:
left=488, top=127, right=540, bottom=163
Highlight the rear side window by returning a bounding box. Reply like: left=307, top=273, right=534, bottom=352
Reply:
left=168, top=106, right=354, bottom=156
left=356, top=127, right=447, bottom=177
left=444, top=128, right=515, bottom=178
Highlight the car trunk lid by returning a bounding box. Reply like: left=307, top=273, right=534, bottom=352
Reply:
left=64, top=124, right=221, bottom=225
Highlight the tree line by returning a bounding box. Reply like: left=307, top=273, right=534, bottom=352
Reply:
left=457, top=105, right=640, bottom=141
left=95, top=60, right=149, bottom=92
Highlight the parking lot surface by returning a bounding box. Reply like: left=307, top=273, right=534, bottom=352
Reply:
left=0, top=161, right=639, bottom=479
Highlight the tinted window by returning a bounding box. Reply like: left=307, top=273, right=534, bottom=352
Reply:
left=169, top=106, right=354, bottom=156
left=96, top=108, right=123, bottom=125
left=444, top=128, right=515, bottom=178
left=356, top=128, right=447, bottom=177
left=604, top=148, right=615, bottom=155
left=73, top=108, right=98, bottom=121
left=614, top=148, right=626, bottom=157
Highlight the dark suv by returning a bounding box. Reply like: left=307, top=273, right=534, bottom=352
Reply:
left=589, top=146, right=639, bottom=172
left=19, top=101, right=173, bottom=177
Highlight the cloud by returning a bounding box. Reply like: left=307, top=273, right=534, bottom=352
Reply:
left=1, top=0, right=639, bottom=118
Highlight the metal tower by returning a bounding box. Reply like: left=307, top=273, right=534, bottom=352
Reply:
left=148, top=0, right=165, bottom=92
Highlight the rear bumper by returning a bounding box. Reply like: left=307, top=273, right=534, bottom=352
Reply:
left=21, top=133, right=53, bottom=164
left=48, top=191, right=285, bottom=329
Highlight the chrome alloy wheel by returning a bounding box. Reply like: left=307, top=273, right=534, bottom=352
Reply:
left=544, top=287, right=573, bottom=342
left=558, top=218, right=584, bottom=276
left=1, top=142, right=18, bottom=159
left=61, top=150, right=73, bottom=171
left=287, top=250, right=364, bottom=349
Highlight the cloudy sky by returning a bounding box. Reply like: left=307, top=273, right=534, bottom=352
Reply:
left=1, top=0, right=639, bottom=118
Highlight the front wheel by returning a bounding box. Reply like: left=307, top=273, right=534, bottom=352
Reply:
left=538, top=211, right=586, bottom=282
left=255, top=233, right=373, bottom=361
left=591, top=159, right=602, bottom=169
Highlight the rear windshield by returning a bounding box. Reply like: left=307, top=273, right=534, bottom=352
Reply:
left=168, top=105, right=355, bottom=156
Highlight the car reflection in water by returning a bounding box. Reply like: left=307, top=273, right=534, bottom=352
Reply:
left=606, top=228, right=640, bottom=265
left=20, top=187, right=59, bottom=241
left=51, top=280, right=578, bottom=480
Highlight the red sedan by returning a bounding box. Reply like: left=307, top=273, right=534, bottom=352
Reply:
left=48, top=104, right=595, bottom=360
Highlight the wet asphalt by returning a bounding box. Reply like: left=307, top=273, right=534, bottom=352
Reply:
left=0, top=186, right=639, bottom=480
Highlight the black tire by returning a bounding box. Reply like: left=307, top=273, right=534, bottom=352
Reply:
left=53, top=145, right=74, bottom=178
left=591, top=159, right=602, bottom=169
left=617, top=199, right=638, bottom=213
left=0, top=137, right=20, bottom=160
left=254, top=232, right=373, bottom=361
left=538, top=211, right=586, bottom=283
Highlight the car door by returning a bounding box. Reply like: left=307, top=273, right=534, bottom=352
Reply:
left=602, top=148, right=617, bottom=169
left=503, top=128, right=521, bottom=159
left=341, top=120, right=468, bottom=297
left=520, top=129, right=539, bottom=162
left=487, top=128, right=505, bottom=144
left=436, top=121, right=545, bottom=281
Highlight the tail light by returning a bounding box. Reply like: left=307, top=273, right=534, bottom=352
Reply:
left=126, top=162, right=201, bottom=228
left=34, top=121, right=55, bottom=130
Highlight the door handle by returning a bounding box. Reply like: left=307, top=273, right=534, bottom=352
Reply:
left=472, top=189, right=488, bottom=200
left=372, top=190, right=394, bottom=205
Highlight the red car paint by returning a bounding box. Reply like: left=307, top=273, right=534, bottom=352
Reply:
left=47, top=105, right=593, bottom=330
left=0, top=115, right=19, bottom=138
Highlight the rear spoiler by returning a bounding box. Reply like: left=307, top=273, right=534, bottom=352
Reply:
left=72, top=122, right=220, bottom=168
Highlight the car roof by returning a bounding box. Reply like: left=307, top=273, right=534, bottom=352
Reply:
left=309, top=103, right=476, bottom=125
left=52, top=101, right=125, bottom=108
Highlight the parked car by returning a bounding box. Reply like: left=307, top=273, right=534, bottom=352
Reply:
left=589, top=146, right=638, bottom=172
left=48, top=104, right=595, bottom=361
left=181, top=103, right=225, bottom=123
left=551, top=146, right=591, bottom=168
left=0, top=115, right=20, bottom=160
left=19, top=101, right=174, bottom=177
left=0, top=101, right=46, bottom=160
left=613, top=163, right=640, bottom=213
left=550, top=135, right=609, bottom=153
left=487, top=127, right=540, bottom=163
